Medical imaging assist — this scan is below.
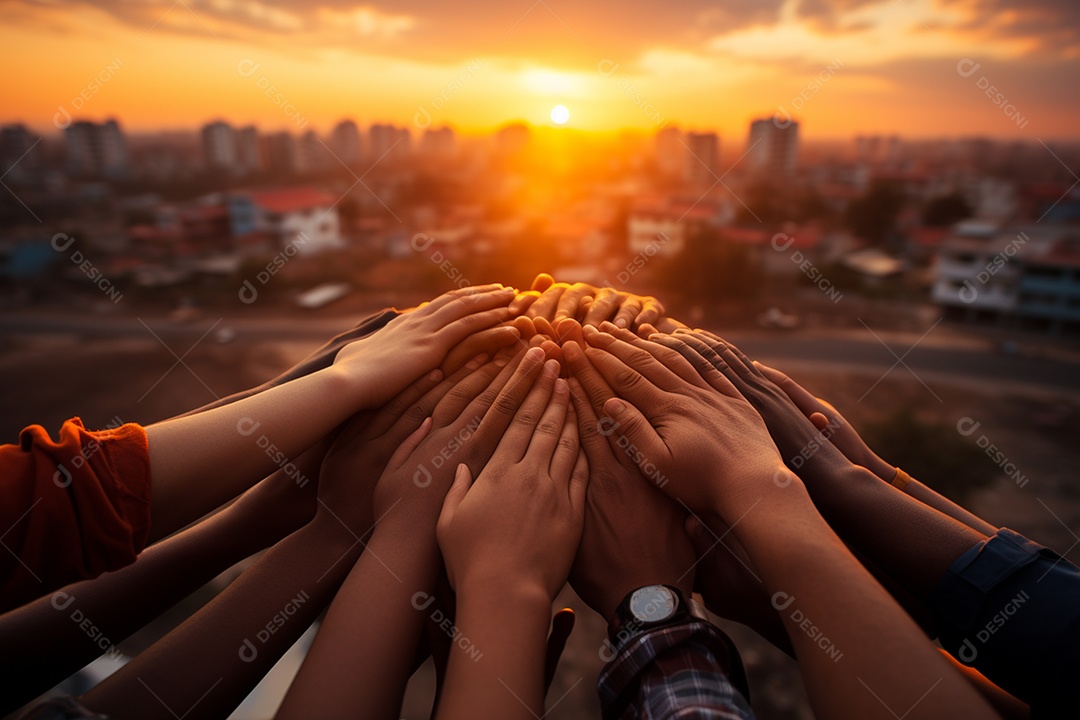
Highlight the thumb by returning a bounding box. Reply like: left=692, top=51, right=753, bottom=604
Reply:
left=438, top=463, right=473, bottom=532
left=601, top=397, right=666, bottom=470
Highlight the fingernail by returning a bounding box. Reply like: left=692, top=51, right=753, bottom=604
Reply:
left=555, top=378, right=568, bottom=394
left=495, top=356, right=510, bottom=367
left=605, top=398, right=625, bottom=416
left=543, top=359, right=560, bottom=379
left=615, top=318, right=628, bottom=328
left=428, top=369, right=443, bottom=381
left=464, top=360, right=479, bottom=371
left=525, top=347, right=545, bottom=362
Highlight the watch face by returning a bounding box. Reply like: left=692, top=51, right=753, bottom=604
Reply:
left=629, top=585, right=679, bottom=623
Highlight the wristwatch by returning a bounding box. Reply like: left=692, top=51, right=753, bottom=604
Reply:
left=608, top=584, right=709, bottom=645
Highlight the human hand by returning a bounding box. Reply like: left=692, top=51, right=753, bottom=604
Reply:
left=562, top=341, right=696, bottom=621
left=580, top=324, right=793, bottom=524
left=508, top=273, right=671, bottom=331
left=650, top=329, right=855, bottom=487
left=315, top=366, right=457, bottom=534
left=436, top=371, right=588, bottom=603
left=754, top=362, right=896, bottom=482
left=439, top=324, right=523, bottom=376
left=333, top=284, right=515, bottom=407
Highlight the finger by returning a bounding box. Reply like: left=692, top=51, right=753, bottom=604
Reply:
left=635, top=297, right=665, bottom=328
left=511, top=314, right=537, bottom=339
left=636, top=322, right=659, bottom=339
left=600, top=397, right=667, bottom=479
left=563, top=341, right=616, bottom=416
left=567, top=447, right=589, bottom=512
left=365, top=368, right=445, bottom=439
left=584, top=325, right=687, bottom=395
left=436, top=305, right=513, bottom=350
left=490, top=358, right=562, bottom=464
left=464, top=347, right=548, bottom=470
left=612, top=297, right=643, bottom=329
left=546, top=387, right=579, bottom=481
left=526, top=377, right=571, bottom=465
left=424, top=284, right=509, bottom=314
left=650, top=334, right=743, bottom=399
left=537, top=339, right=565, bottom=372
left=387, top=417, right=433, bottom=471
left=431, top=357, right=510, bottom=427
left=655, top=317, right=689, bottom=334
left=582, top=287, right=620, bottom=326
left=441, top=326, right=521, bottom=375
left=530, top=272, right=556, bottom=293
left=555, top=283, right=594, bottom=323
left=810, top=411, right=831, bottom=432
left=568, top=378, right=617, bottom=469
left=554, top=318, right=584, bottom=348
left=437, top=462, right=473, bottom=535
left=544, top=609, right=575, bottom=694
left=756, top=363, right=826, bottom=417
left=599, top=324, right=709, bottom=388
left=509, top=291, right=541, bottom=317
left=526, top=283, right=568, bottom=321
left=532, top=316, right=557, bottom=339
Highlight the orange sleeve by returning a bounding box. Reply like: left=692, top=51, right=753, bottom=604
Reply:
left=0, top=417, right=151, bottom=612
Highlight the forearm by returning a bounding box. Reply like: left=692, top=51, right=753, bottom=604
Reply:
left=0, top=504, right=270, bottom=713
left=437, top=584, right=551, bottom=720
left=802, top=461, right=987, bottom=605
left=80, top=518, right=359, bottom=720
left=146, top=367, right=361, bottom=539
left=277, top=519, right=441, bottom=719
left=901, top=477, right=997, bottom=535
left=736, top=489, right=997, bottom=719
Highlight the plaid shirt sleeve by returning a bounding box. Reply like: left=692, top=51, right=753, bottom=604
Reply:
left=598, top=618, right=755, bottom=720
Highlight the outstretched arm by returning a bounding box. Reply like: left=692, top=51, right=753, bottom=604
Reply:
left=77, top=370, right=449, bottom=720
left=580, top=326, right=999, bottom=720
left=145, top=285, right=514, bottom=539
left=278, top=349, right=557, bottom=719
left=0, top=444, right=323, bottom=714
left=435, top=361, right=588, bottom=720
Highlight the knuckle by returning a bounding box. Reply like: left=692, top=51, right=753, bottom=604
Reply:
left=494, top=394, right=520, bottom=417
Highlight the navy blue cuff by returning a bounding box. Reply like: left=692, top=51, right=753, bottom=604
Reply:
left=932, top=527, right=1080, bottom=716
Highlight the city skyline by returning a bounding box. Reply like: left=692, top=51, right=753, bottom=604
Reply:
left=2, top=1, right=1079, bottom=139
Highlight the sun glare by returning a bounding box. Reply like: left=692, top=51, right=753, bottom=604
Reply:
left=550, top=104, right=570, bottom=125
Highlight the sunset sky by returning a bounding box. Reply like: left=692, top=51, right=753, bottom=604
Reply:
left=2, top=0, right=1079, bottom=138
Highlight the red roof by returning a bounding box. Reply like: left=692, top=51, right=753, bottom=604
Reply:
left=245, top=188, right=338, bottom=213
left=910, top=227, right=949, bottom=248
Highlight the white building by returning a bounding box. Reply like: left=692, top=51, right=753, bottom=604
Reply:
left=229, top=188, right=343, bottom=255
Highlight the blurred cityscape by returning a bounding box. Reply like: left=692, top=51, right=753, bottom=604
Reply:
left=3, top=116, right=1080, bottom=334
left=5, top=114, right=1080, bottom=720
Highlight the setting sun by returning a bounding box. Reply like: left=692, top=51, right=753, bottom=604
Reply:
left=550, top=104, right=570, bottom=125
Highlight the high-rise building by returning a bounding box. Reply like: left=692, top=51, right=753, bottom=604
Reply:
left=330, top=120, right=362, bottom=165
left=369, top=124, right=410, bottom=165
left=420, top=126, right=456, bottom=159
left=263, top=131, right=299, bottom=175
left=654, top=126, right=682, bottom=177
left=747, top=118, right=799, bottom=178
left=683, top=132, right=719, bottom=187
left=202, top=121, right=237, bottom=171
left=235, top=126, right=262, bottom=174
left=0, top=124, right=43, bottom=184
left=65, top=119, right=129, bottom=178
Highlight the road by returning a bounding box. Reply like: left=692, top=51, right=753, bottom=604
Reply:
left=2, top=310, right=1079, bottom=395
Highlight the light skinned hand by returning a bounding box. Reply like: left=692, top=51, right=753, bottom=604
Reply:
left=437, top=373, right=588, bottom=603
left=581, top=323, right=793, bottom=523
left=333, top=284, right=515, bottom=407
left=562, top=341, right=696, bottom=621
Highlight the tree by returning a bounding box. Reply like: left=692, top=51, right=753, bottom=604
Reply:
left=922, top=192, right=972, bottom=227
left=844, top=180, right=905, bottom=245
